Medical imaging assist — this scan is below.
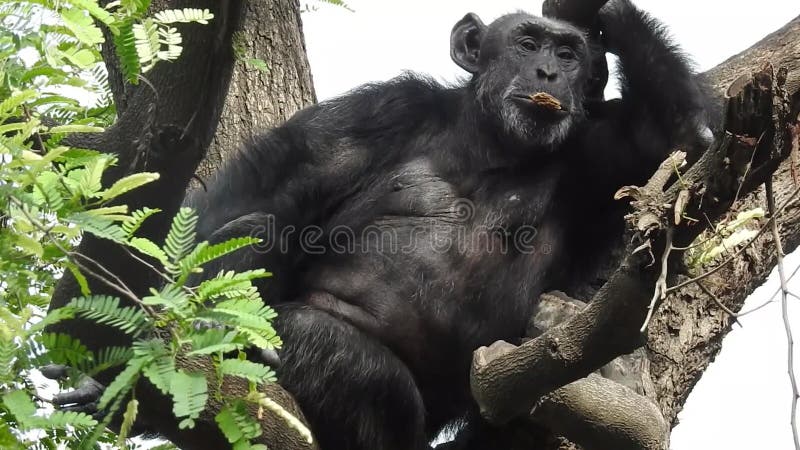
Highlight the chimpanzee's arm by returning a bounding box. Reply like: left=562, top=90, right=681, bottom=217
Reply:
left=576, top=0, right=712, bottom=183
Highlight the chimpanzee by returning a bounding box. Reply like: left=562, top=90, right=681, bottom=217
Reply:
left=50, top=1, right=711, bottom=448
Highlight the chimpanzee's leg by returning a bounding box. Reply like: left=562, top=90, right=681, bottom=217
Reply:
left=273, top=303, right=429, bottom=450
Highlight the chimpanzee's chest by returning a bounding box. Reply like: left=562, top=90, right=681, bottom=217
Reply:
left=316, top=157, right=567, bottom=317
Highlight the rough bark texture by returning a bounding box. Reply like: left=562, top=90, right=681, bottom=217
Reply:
left=649, top=14, right=800, bottom=426
left=198, top=0, right=317, bottom=178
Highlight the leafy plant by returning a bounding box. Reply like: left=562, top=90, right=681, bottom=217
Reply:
left=0, top=1, right=303, bottom=449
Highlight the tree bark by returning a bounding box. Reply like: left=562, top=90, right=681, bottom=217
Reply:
left=198, top=0, right=316, bottom=179
left=649, top=14, right=800, bottom=426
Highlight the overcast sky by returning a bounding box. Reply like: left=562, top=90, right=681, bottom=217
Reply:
left=300, top=1, right=800, bottom=448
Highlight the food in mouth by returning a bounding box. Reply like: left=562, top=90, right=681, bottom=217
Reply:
left=529, top=92, right=563, bottom=111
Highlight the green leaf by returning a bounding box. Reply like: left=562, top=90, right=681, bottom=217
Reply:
left=89, top=346, right=134, bottom=375
left=37, top=333, right=92, bottom=370
left=133, top=18, right=160, bottom=69
left=142, top=354, right=176, bottom=395
left=117, top=398, right=139, bottom=446
left=188, top=328, right=243, bottom=356
left=246, top=58, right=269, bottom=73
left=13, top=233, right=43, bottom=257
left=65, top=262, right=91, bottom=295
left=128, top=237, right=168, bottom=264
left=66, top=0, right=118, bottom=33
left=97, top=356, right=148, bottom=410
left=215, top=401, right=262, bottom=445
left=44, top=410, right=98, bottom=430
left=153, top=8, right=214, bottom=24
left=164, top=207, right=198, bottom=265
left=69, top=212, right=128, bottom=243
left=114, top=19, right=141, bottom=83
left=0, top=90, right=37, bottom=118
left=170, top=371, right=208, bottom=423
left=60, top=8, right=105, bottom=46
left=68, top=295, right=150, bottom=336
left=197, top=270, right=271, bottom=301
left=178, top=236, right=261, bottom=281
left=98, top=172, right=160, bottom=201
left=122, top=207, right=161, bottom=237
left=220, top=359, right=276, bottom=384
left=59, top=47, right=98, bottom=69
left=120, top=0, right=152, bottom=15
left=2, top=391, right=36, bottom=426
left=47, top=124, right=105, bottom=134
left=142, top=284, right=191, bottom=314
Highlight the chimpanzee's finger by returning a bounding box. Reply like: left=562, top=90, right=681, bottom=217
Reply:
left=52, top=377, right=104, bottom=406
left=259, top=347, right=282, bottom=368
left=40, top=364, right=69, bottom=380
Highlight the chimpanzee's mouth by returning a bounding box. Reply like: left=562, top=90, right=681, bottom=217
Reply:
left=509, top=93, right=569, bottom=118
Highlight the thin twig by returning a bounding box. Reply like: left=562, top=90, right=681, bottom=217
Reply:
left=7, top=196, right=157, bottom=317
left=766, top=179, right=800, bottom=450
left=121, top=246, right=173, bottom=284
left=641, top=227, right=673, bottom=332
left=697, top=281, right=743, bottom=327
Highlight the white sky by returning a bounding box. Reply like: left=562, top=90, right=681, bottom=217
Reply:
left=300, top=1, right=800, bottom=449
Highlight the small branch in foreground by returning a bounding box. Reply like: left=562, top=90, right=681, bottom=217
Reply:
left=641, top=227, right=673, bottom=332
left=766, top=178, right=800, bottom=450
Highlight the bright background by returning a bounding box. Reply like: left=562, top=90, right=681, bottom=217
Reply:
left=300, top=1, right=800, bottom=448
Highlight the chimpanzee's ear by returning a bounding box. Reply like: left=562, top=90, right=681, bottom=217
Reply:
left=450, top=13, right=486, bottom=74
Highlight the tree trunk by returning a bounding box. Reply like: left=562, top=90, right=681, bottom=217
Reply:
left=198, top=0, right=316, bottom=178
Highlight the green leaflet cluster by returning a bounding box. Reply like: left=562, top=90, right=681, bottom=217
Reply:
left=0, top=2, right=305, bottom=448
left=43, top=207, right=303, bottom=450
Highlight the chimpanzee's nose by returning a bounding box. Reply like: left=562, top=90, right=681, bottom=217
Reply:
left=536, top=65, right=558, bottom=82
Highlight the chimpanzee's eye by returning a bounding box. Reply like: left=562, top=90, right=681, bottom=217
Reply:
left=557, top=47, right=576, bottom=60
left=518, top=37, right=539, bottom=51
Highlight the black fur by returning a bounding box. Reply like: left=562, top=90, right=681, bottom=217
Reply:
left=183, top=2, right=709, bottom=448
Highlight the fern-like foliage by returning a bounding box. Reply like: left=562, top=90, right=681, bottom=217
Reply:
left=177, top=236, right=261, bottom=282
left=114, top=18, right=141, bottom=83
left=122, top=207, right=161, bottom=236
left=220, top=358, right=276, bottom=384
left=142, top=284, right=191, bottom=316
left=164, top=207, right=199, bottom=267
left=97, top=357, right=148, bottom=410
left=68, top=295, right=150, bottom=337
left=170, top=370, right=208, bottom=429
left=117, top=397, right=139, bottom=446
left=215, top=401, right=263, bottom=446
left=188, top=328, right=243, bottom=356
left=68, top=212, right=128, bottom=243
left=197, top=269, right=271, bottom=302
left=153, top=8, right=214, bottom=24
left=36, top=333, right=92, bottom=371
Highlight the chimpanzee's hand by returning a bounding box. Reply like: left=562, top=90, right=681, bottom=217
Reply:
left=40, top=364, right=105, bottom=416
left=597, top=0, right=637, bottom=54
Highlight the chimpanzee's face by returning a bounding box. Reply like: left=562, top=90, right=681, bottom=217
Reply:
left=451, top=12, right=591, bottom=148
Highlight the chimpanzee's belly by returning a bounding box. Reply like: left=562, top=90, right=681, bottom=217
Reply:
left=302, top=156, right=564, bottom=370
